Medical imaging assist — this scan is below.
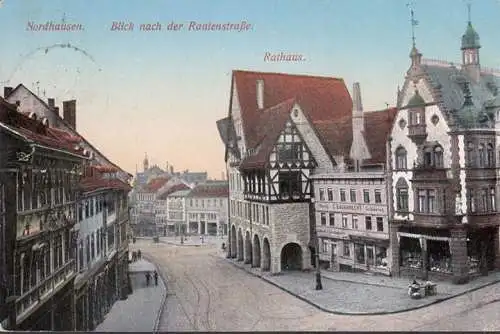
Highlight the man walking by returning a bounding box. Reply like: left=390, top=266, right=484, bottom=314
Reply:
left=145, top=271, right=151, bottom=286
left=154, top=271, right=158, bottom=286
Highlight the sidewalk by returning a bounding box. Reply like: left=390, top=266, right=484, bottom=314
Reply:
left=95, top=259, right=167, bottom=332
left=216, top=250, right=500, bottom=315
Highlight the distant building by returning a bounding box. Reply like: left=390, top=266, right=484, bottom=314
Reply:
left=186, top=181, right=229, bottom=236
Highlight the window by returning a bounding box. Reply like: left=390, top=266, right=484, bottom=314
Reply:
left=350, top=189, right=356, bottom=202
left=86, top=236, right=91, bottom=265
left=343, top=242, right=350, bottom=257
left=490, top=187, right=496, bottom=212
left=481, top=188, right=488, bottom=212
left=278, top=172, right=301, bottom=199
left=395, top=146, right=407, bottom=169
left=91, top=233, right=95, bottom=260
left=352, top=215, right=358, bottom=229
left=278, top=143, right=301, bottom=161
left=365, top=216, right=372, bottom=230
left=467, top=189, right=476, bottom=213
left=355, top=244, right=365, bottom=264
left=319, top=188, right=325, bottom=201
left=342, top=215, right=348, bottom=228
left=340, top=189, right=346, bottom=202
left=376, top=217, right=384, bottom=232
left=434, top=146, right=443, bottom=168
left=327, top=188, right=333, bottom=201
left=396, top=178, right=409, bottom=211
left=417, top=189, right=436, bottom=213
left=363, top=189, right=370, bottom=203
left=321, top=239, right=328, bottom=253
left=329, top=213, right=335, bottom=226
left=320, top=213, right=326, bottom=225
left=487, top=143, right=495, bottom=167
left=466, top=142, right=475, bottom=167
left=374, top=189, right=382, bottom=203
left=479, top=144, right=486, bottom=167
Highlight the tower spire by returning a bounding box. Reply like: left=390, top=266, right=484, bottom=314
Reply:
left=407, top=3, right=419, bottom=47
left=467, top=2, right=471, bottom=23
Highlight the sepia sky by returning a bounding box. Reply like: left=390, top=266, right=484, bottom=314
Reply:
left=1, top=0, right=500, bottom=178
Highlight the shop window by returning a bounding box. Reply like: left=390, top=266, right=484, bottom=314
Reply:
left=487, top=143, right=495, bottom=167
left=427, top=240, right=452, bottom=273
left=400, top=237, right=422, bottom=269
left=366, top=246, right=374, bottom=266
left=355, top=244, right=365, bottom=264
left=350, top=189, right=356, bottom=202
left=329, top=213, right=335, bottom=226
left=327, top=188, right=333, bottom=201
left=343, top=242, right=350, bottom=257
left=320, top=213, right=326, bottom=225
left=363, top=189, right=370, bottom=203
left=340, top=189, right=346, bottom=202
left=374, top=189, right=382, bottom=203
left=376, top=217, right=384, bottom=232
left=375, top=247, right=388, bottom=268
left=319, top=188, right=325, bottom=201
left=395, top=146, right=407, bottom=169
left=365, top=216, right=372, bottom=230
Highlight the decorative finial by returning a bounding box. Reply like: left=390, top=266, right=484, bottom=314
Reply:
left=467, top=2, right=471, bottom=23
left=407, top=2, right=419, bottom=47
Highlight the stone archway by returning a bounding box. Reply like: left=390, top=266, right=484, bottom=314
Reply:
left=245, top=231, right=252, bottom=264
left=237, top=229, right=244, bottom=261
left=230, top=225, right=237, bottom=258
left=281, top=242, right=303, bottom=271
left=262, top=238, right=271, bottom=271
left=252, top=234, right=261, bottom=268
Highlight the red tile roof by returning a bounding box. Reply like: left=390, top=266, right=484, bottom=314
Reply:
left=157, top=183, right=191, bottom=199
left=233, top=70, right=352, bottom=149
left=0, top=97, right=87, bottom=157
left=188, top=182, right=228, bottom=198
left=144, top=177, right=171, bottom=193
left=240, top=98, right=296, bottom=169
left=79, top=177, right=132, bottom=193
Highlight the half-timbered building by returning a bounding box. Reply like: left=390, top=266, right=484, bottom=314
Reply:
left=0, top=96, right=87, bottom=330
left=217, top=70, right=352, bottom=274
left=389, top=17, right=500, bottom=283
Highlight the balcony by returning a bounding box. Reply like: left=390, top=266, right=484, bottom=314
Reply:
left=411, top=167, right=448, bottom=183
left=408, top=124, right=427, bottom=144
left=16, top=260, right=75, bottom=324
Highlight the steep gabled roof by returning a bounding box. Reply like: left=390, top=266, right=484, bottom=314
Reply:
left=79, top=177, right=132, bottom=193
left=239, top=98, right=295, bottom=169
left=157, top=183, right=191, bottom=199
left=232, top=70, right=352, bottom=149
left=362, top=108, right=398, bottom=165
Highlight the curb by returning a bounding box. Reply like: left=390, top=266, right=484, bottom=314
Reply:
left=215, top=254, right=500, bottom=316
left=142, top=254, right=169, bottom=333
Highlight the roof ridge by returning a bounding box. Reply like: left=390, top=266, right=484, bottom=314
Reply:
left=261, top=97, right=296, bottom=113
left=233, top=69, right=345, bottom=81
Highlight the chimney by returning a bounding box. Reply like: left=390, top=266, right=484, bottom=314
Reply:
left=3, top=87, right=13, bottom=98
left=63, top=99, right=76, bottom=130
left=47, top=98, right=55, bottom=108
left=256, top=79, right=264, bottom=109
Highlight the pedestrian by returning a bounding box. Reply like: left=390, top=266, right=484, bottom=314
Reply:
left=154, top=271, right=158, bottom=286
left=138, top=249, right=142, bottom=259
left=145, top=271, right=151, bottom=286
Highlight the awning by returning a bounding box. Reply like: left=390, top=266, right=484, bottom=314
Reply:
left=128, top=259, right=156, bottom=273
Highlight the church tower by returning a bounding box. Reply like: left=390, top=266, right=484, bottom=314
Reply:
left=143, top=152, right=149, bottom=172
left=461, top=4, right=481, bottom=82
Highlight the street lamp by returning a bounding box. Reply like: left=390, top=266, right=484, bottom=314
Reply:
left=310, top=198, right=322, bottom=290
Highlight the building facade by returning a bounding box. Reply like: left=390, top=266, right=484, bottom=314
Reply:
left=389, top=18, right=500, bottom=283
left=313, top=83, right=396, bottom=275
left=186, top=181, right=229, bottom=236
left=0, top=96, right=86, bottom=331
left=3, top=85, right=132, bottom=329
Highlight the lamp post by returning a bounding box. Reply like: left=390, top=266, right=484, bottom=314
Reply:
left=310, top=198, right=322, bottom=290
left=315, top=237, right=323, bottom=290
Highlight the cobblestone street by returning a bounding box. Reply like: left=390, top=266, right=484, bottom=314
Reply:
left=119, top=238, right=500, bottom=332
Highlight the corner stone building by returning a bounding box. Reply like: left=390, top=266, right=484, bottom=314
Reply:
left=389, top=18, right=500, bottom=283
left=217, top=70, right=352, bottom=274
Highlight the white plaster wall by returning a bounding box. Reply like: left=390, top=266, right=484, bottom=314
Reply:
left=291, top=103, right=335, bottom=174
